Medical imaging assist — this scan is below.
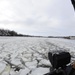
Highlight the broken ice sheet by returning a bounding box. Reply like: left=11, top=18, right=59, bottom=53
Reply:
left=30, top=67, right=49, bottom=75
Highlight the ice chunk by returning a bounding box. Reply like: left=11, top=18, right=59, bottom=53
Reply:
left=0, top=62, right=6, bottom=73
left=19, top=68, right=30, bottom=75
left=11, top=59, right=21, bottom=66
left=30, top=67, right=49, bottom=75
left=38, top=59, right=51, bottom=67
left=1, top=64, right=10, bottom=75
left=25, top=60, right=37, bottom=69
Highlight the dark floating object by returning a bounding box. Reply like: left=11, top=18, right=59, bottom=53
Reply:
left=48, top=51, right=71, bottom=69
left=71, top=0, right=75, bottom=10
left=44, top=51, right=75, bottom=75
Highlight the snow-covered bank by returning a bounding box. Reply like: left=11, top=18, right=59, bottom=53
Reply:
left=0, top=37, right=75, bottom=75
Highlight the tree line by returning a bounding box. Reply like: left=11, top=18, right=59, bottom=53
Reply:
left=0, top=29, right=24, bottom=36
left=0, top=29, right=44, bottom=37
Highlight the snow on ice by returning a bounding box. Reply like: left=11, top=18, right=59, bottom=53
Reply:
left=0, top=37, right=75, bottom=75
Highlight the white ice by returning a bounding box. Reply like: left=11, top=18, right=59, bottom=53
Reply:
left=0, top=37, right=75, bottom=75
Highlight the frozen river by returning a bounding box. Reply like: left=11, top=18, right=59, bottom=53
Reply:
left=0, top=37, right=75, bottom=75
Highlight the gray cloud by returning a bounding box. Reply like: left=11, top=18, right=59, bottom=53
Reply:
left=0, top=0, right=75, bottom=36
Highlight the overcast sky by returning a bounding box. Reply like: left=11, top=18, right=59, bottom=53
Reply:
left=0, top=0, right=75, bottom=36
